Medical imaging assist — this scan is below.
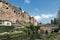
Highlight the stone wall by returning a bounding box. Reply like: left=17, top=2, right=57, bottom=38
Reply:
left=0, top=0, right=38, bottom=26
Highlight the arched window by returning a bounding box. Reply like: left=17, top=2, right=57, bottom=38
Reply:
left=6, top=3, right=8, bottom=5
left=6, top=7, right=9, bottom=9
left=29, top=17, right=31, bottom=20
left=14, top=11, right=16, bottom=13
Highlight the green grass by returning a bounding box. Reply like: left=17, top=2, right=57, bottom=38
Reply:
left=0, top=26, right=14, bottom=33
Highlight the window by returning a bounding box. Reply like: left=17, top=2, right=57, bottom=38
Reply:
left=7, top=23, right=10, bottom=25
left=29, top=17, right=31, bottom=20
left=6, top=3, right=8, bottom=5
left=6, top=7, right=8, bottom=9
left=14, top=11, right=16, bottom=13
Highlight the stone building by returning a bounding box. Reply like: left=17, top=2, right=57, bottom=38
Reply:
left=30, top=17, right=38, bottom=26
left=40, top=24, right=58, bottom=34
left=0, top=0, right=38, bottom=26
left=0, top=20, right=11, bottom=26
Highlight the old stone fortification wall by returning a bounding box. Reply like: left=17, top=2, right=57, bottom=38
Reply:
left=0, top=0, right=38, bottom=26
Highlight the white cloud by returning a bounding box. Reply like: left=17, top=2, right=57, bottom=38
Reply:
left=34, top=15, right=41, bottom=21
left=22, top=10, right=24, bottom=13
left=24, top=0, right=30, bottom=4
left=41, top=14, right=54, bottom=18
left=34, top=14, right=55, bottom=22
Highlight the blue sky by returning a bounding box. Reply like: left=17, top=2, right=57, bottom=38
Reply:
left=6, top=0, right=60, bottom=24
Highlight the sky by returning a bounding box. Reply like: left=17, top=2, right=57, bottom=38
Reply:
left=6, top=0, right=60, bottom=24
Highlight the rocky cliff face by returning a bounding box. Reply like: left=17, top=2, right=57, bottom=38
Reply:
left=0, top=0, right=38, bottom=26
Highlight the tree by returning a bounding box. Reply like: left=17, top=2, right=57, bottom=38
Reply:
left=26, top=24, right=41, bottom=40
left=51, top=18, right=57, bottom=24
left=53, top=18, right=57, bottom=24
left=58, top=9, right=60, bottom=20
left=27, top=24, right=40, bottom=34
left=51, top=20, right=54, bottom=24
left=19, top=7, right=22, bottom=10
left=57, top=9, right=60, bottom=24
left=54, top=28, right=59, bottom=33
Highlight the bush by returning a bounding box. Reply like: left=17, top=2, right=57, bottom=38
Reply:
left=0, top=26, right=14, bottom=33
left=53, top=28, right=59, bottom=33
left=45, top=30, right=48, bottom=34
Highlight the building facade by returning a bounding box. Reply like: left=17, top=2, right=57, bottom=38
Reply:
left=0, top=20, right=11, bottom=26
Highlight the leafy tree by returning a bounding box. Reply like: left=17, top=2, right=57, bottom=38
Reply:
left=51, top=18, right=57, bottom=24
left=53, top=18, right=57, bottom=24
left=53, top=28, right=59, bottom=33
left=58, top=9, right=60, bottom=20
left=51, top=9, right=60, bottom=25
left=19, top=7, right=22, bottom=10
left=57, top=9, right=60, bottom=24
left=35, top=25, right=40, bottom=33
left=51, top=20, right=54, bottom=24
left=45, top=30, right=48, bottom=34
left=26, top=24, right=40, bottom=40
left=26, top=24, right=40, bottom=34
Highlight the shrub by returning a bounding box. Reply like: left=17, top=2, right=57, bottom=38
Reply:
left=53, top=28, right=59, bottom=33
